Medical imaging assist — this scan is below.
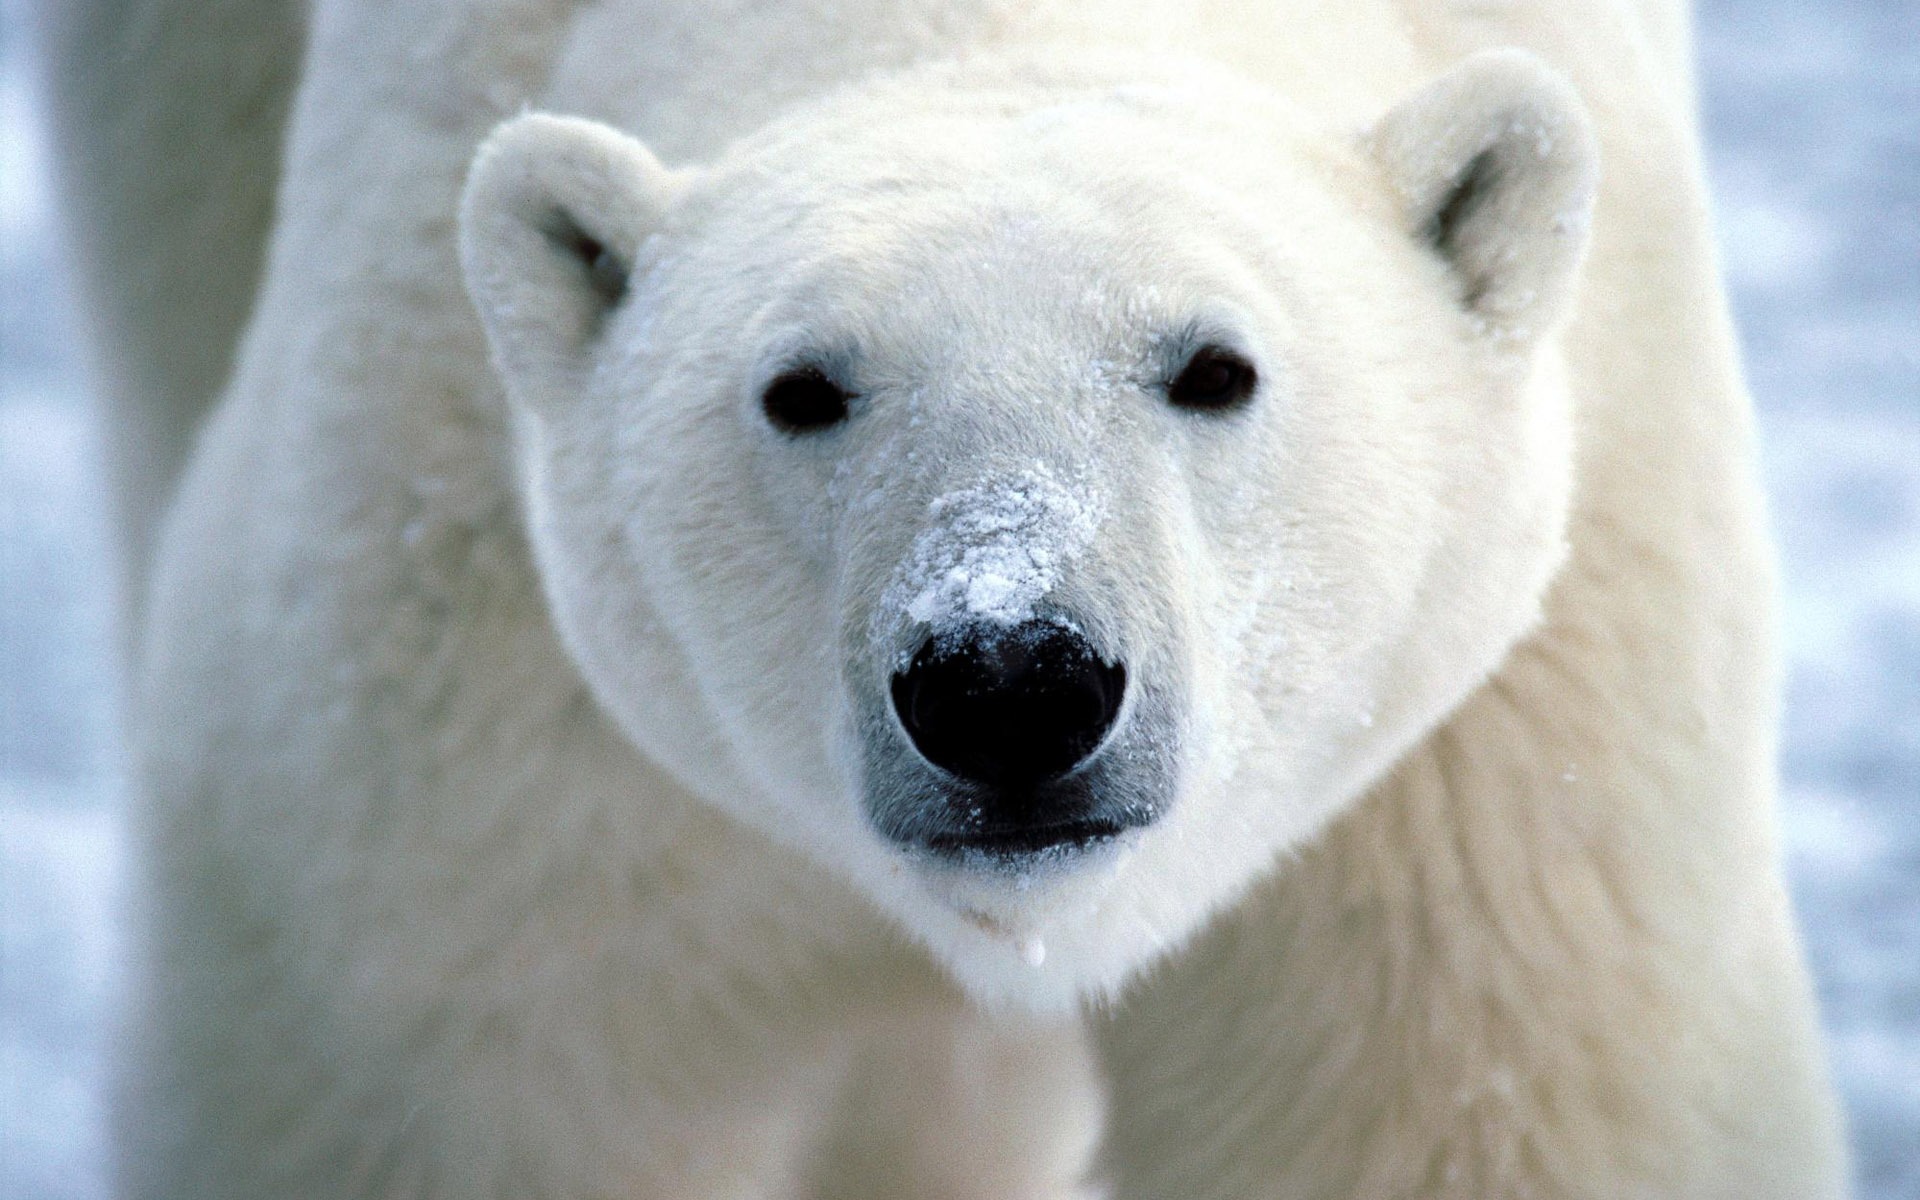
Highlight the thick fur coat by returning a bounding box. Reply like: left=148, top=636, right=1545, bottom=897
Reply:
left=42, top=0, right=1846, bottom=1196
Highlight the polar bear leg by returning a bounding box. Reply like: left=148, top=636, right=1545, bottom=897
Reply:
left=34, top=0, right=299, bottom=605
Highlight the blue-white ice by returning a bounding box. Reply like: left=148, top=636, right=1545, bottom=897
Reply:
left=2, top=3, right=1914, bottom=1195
left=1696, top=4, right=1920, bottom=1191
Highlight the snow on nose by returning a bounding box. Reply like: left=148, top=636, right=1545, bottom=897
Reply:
left=889, top=463, right=1105, bottom=631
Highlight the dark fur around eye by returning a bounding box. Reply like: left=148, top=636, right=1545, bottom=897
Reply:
left=1167, top=345, right=1258, bottom=412
left=762, top=367, right=852, bottom=433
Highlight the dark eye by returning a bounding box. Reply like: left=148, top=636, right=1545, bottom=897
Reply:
left=1167, top=345, right=1257, bottom=412
left=762, top=367, right=852, bottom=433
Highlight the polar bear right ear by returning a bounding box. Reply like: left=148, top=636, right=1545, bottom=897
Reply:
left=1367, top=49, right=1599, bottom=344
left=459, top=113, right=678, bottom=410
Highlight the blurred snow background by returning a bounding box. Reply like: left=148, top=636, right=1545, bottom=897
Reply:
left=0, top=1, right=1913, bottom=1195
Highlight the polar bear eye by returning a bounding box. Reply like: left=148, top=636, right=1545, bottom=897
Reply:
left=1167, top=345, right=1257, bottom=412
left=762, top=367, right=852, bottom=434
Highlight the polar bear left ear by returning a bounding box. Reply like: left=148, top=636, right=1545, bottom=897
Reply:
left=459, top=113, right=679, bottom=411
left=1367, top=49, right=1599, bottom=343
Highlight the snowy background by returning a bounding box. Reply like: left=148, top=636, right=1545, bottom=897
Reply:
left=1, top=2, right=1913, bottom=1195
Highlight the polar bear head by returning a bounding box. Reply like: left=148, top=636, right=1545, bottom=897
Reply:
left=459, top=49, right=1596, bottom=1008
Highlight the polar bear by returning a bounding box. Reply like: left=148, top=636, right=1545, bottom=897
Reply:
left=42, top=0, right=1847, bottom=1196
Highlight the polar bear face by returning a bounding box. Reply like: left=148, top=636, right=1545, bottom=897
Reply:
left=460, top=50, right=1597, bottom=1007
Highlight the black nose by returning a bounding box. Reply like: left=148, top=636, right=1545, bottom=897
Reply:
left=890, top=622, right=1126, bottom=790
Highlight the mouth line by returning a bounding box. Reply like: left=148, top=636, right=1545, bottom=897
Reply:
left=920, top=816, right=1129, bottom=860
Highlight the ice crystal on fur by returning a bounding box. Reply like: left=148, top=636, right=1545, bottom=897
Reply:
left=896, top=464, right=1104, bottom=629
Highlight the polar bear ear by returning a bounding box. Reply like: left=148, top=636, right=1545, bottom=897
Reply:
left=458, top=113, right=678, bottom=409
left=1367, top=49, right=1599, bottom=343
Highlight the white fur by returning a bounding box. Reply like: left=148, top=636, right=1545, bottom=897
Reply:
left=46, top=0, right=1847, bottom=1196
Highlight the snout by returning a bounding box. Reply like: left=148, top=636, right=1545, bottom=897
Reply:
left=880, top=620, right=1146, bottom=858
left=892, top=621, right=1126, bottom=789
